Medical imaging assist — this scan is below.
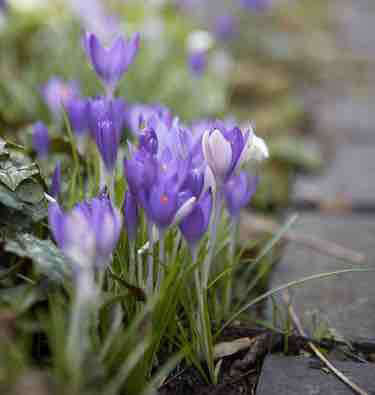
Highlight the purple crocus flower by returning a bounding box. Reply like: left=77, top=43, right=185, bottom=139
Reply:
left=239, top=0, right=270, bottom=11
left=125, top=103, right=172, bottom=135
left=124, top=117, right=196, bottom=230
left=0, top=0, right=7, bottom=12
left=66, top=97, right=89, bottom=135
left=224, top=172, right=258, bottom=217
left=214, top=15, right=237, bottom=41
left=84, top=32, right=140, bottom=93
left=202, top=123, right=249, bottom=185
left=188, top=50, right=207, bottom=77
left=88, top=97, right=126, bottom=172
left=41, top=77, right=80, bottom=119
left=123, top=191, right=138, bottom=241
left=202, top=123, right=268, bottom=186
left=48, top=195, right=122, bottom=269
left=32, top=121, right=49, bottom=159
left=50, top=161, right=62, bottom=199
left=180, top=190, right=212, bottom=248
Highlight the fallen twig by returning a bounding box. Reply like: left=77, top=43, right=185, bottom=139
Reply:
left=282, top=291, right=369, bottom=395
left=240, top=213, right=365, bottom=264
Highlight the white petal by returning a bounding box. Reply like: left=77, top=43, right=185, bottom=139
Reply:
left=172, top=196, right=197, bottom=226
left=203, top=165, right=216, bottom=194
left=239, top=129, right=269, bottom=167
left=203, top=129, right=232, bottom=181
left=187, top=30, right=214, bottom=52
left=250, top=135, right=269, bottom=161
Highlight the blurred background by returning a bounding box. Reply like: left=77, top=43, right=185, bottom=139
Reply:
left=1, top=0, right=345, bottom=213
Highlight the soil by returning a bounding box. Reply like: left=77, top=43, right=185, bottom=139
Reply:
left=158, top=325, right=375, bottom=395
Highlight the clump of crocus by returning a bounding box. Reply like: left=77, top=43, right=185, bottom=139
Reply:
left=84, top=31, right=140, bottom=96
left=48, top=194, right=122, bottom=270
left=32, top=121, right=49, bottom=159
left=125, top=103, right=172, bottom=135
left=41, top=77, right=80, bottom=119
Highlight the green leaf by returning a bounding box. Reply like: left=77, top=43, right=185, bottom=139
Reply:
left=0, top=139, right=47, bottom=230
left=5, top=233, right=71, bottom=282
left=269, top=136, right=323, bottom=172
left=0, top=145, right=39, bottom=191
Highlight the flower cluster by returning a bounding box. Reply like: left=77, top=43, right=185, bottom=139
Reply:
left=43, top=30, right=269, bottom=290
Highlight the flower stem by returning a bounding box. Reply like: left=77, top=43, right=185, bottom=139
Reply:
left=66, top=269, right=96, bottom=390
left=202, top=189, right=223, bottom=288
left=224, top=216, right=239, bottom=317
left=146, top=222, right=154, bottom=296
left=193, top=247, right=215, bottom=383
left=157, top=230, right=165, bottom=290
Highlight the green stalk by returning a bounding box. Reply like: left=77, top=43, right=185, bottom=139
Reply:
left=157, top=230, right=165, bottom=290
left=192, top=247, right=215, bottom=383
left=202, top=190, right=223, bottom=288
left=146, top=222, right=155, bottom=296
left=218, top=268, right=375, bottom=337
left=223, top=216, right=239, bottom=317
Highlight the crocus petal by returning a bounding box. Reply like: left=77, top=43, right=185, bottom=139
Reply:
left=202, top=129, right=232, bottom=182
left=123, top=191, right=138, bottom=241
left=85, top=32, right=140, bottom=88
left=50, top=161, right=61, bottom=199
left=66, top=98, right=89, bottom=135
left=202, top=165, right=216, bottom=194
left=224, top=172, right=257, bottom=217
left=32, top=121, right=49, bottom=159
left=179, top=191, right=212, bottom=246
left=48, top=203, right=65, bottom=248
left=173, top=196, right=197, bottom=226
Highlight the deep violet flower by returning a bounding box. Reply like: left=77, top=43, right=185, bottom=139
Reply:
left=125, top=103, right=172, bottom=134
left=188, top=50, right=207, bottom=76
left=88, top=97, right=126, bottom=171
left=214, top=15, right=237, bottom=41
left=48, top=195, right=122, bottom=269
left=240, top=0, right=270, bottom=11
left=180, top=190, right=212, bottom=247
left=224, top=171, right=258, bottom=217
left=32, top=121, right=49, bottom=159
left=50, top=161, right=62, bottom=199
left=124, top=116, right=198, bottom=230
left=66, top=97, right=89, bottom=135
left=84, top=31, right=140, bottom=92
left=187, top=30, right=213, bottom=77
left=41, top=77, right=80, bottom=119
left=123, top=191, right=138, bottom=241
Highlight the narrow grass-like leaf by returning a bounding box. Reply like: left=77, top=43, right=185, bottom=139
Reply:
left=218, top=268, right=375, bottom=336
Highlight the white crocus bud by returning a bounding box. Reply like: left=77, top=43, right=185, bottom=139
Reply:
left=202, top=129, right=232, bottom=183
left=187, top=30, right=214, bottom=52
left=237, top=126, right=269, bottom=171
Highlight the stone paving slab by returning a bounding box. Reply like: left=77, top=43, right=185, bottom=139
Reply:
left=311, top=94, right=375, bottom=145
left=256, top=355, right=375, bottom=395
left=293, top=145, right=375, bottom=206
left=267, top=213, right=375, bottom=340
